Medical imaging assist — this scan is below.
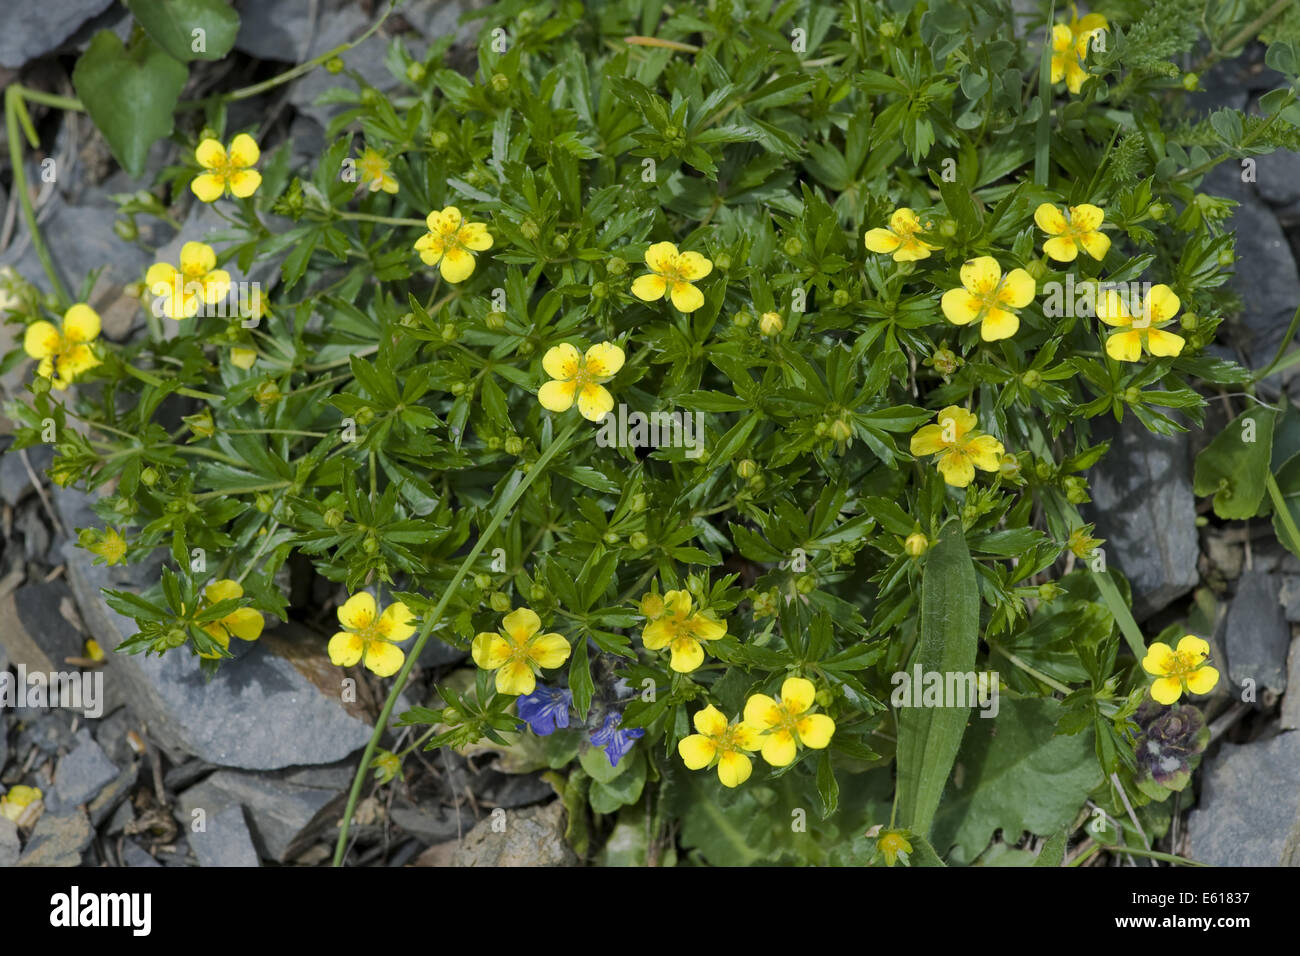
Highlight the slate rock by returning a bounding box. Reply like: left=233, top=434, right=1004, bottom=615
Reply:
left=1188, top=731, right=1300, bottom=866
left=1283, top=636, right=1300, bottom=731
left=189, top=804, right=260, bottom=868
left=1084, top=416, right=1198, bottom=619
left=1224, top=570, right=1290, bottom=696
left=17, top=809, right=92, bottom=866
left=121, top=840, right=161, bottom=867
left=0, top=443, right=52, bottom=506
left=52, top=730, right=119, bottom=809
left=390, top=804, right=474, bottom=843
left=1, top=577, right=85, bottom=676
left=57, top=485, right=373, bottom=770
left=0, top=817, right=19, bottom=867
left=176, top=765, right=348, bottom=862
left=1255, top=150, right=1300, bottom=207
left=452, top=800, right=579, bottom=867
left=0, top=0, right=115, bottom=68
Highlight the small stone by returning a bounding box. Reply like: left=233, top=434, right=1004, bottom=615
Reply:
left=189, top=804, right=260, bottom=867
left=1255, top=150, right=1300, bottom=207
left=0, top=818, right=19, bottom=867
left=0, top=443, right=51, bottom=506
left=18, top=809, right=92, bottom=866
left=121, top=840, right=160, bottom=867
left=1282, top=637, right=1300, bottom=731
left=0, top=0, right=115, bottom=68
left=452, top=801, right=579, bottom=867
left=390, top=805, right=473, bottom=843
left=53, top=731, right=119, bottom=808
left=1224, top=571, right=1289, bottom=696
left=1188, top=731, right=1300, bottom=866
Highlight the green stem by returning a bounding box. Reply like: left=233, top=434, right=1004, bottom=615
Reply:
left=988, top=642, right=1073, bottom=694
left=121, top=363, right=223, bottom=402
left=5, top=86, right=70, bottom=305
left=1266, top=472, right=1300, bottom=557
left=337, top=212, right=427, bottom=228
left=331, top=419, right=584, bottom=866
left=1068, top=842, right=1205, bottom=866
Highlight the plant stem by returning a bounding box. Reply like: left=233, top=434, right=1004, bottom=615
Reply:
left=331, top=419, right=584, bottom=866
left=5, top=86, right=70, bottom=305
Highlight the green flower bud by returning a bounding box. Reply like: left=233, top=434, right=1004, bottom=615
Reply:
left=140, top=467, right=159, bottom=487
left=591, top=281, right=608, bottom=299
left=1037, top=581, right=1063, bottom=601
left=1181, top=72, right=1200, bottom=91
left=254, top=380, right=282, bottom=406
left=1021, top=369, right=1043, bottom=389
left=521, top=219, right=540, bottom=241
left=504, top=436, right=523, bottom=456
left=551, top=234, right=569, bottom=252
left=832, top=289, right=851, bottom=308
left=486, top=310, right=506, bottom=330
left=325, top=57, right=345, bottom=74
left=713, top=252, right=731, bottom=271
left=629, top=531, right=649, bottom=550
left=490, top=591, right=512, bottom=613
left=1217, top=249, right=1235, bottom=266
left=602, top=530, right=621, bottom=545
left=1124, top=386, right=1142, bottom=404
left=630, top=492, right=647, bottom=512
left=732, top=311, right=752, bottom=328
left=486, top=436, right=502, bottom=451
left=1026, top=259, right=1048, bottom=280
left=363, top=534, right=380, bottom=555
left=441, top=323, right=458, bottom=343
left=406, top=62, right=426, bottom=83
left=430, top=130, right=450, bottom=150
left=112, top=218, right=138, bottom=241
left=474, top=573, right=493, bottom=589
left=606, top=256, right=627, bottom=276
left=938, top=218, right=958, bottom=238
left=529, top=582, right=547, bottom=602
left=760, top=312, right=784, bottom=336
left=736, top=459, right=758, bottom=479
left=450, top=381, right=468, bottom=396
left=255, top=492, right=274, bottom=513
left=324, top=508, right=344, bottom=528
left=1181, top=312, right=1199, bottom=331
left=783, top=237, right=803, bottom=257
left=491, top=73, right=510, bottom=93
left=796, top=574, right=817, bottom=594
left=904, top=533, right=928, bottom=558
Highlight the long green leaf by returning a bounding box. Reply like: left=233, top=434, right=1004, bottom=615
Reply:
left=895, top=519, right=978, bottom=839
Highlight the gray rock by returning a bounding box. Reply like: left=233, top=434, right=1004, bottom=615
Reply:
left=56, top=486, right=374, bottom=770
left=52, top=730, right=119, bottom=809
left=1, top=578, right=85, bottom=676
left=0, top=817, right=19, bottom=867
left=1224, top=571, right=1290, bottom=696
left=1188, top=731, right=1300, bottom=866
left=452, top=800, right=579, bottom=867
left=1084, top=416, right=1199, bottom=619
left=1255, top=150, right=1300, bottom=207
left=87, top=765, right=137, bottom=828
left=176, top=765, right=347, bottom=862
left=390, top=805, right=473, bottom=843
left=121, top=840, right=160, bottom=867
left=0, top=0, right=115, bottom=68
left=1284, top=636, right=1300, bottom=731
left=17, top=507, right=51, bottom=564
left=17, top=809, right=92, bottom=866
left=189, top=804, right=260, bottom=867
left=0, top=443, right=52, bottom=506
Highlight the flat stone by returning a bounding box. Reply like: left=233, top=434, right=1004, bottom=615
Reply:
left=121, top=840, right=160, bottom=867
left=0, top=578, right=85, bottom=676
left=52, top=730, right=119, bottom=809
left=1188, top=731, right=1300, bottom=866
left=452, top=801, right=579, bottom=867
left=1084, top=416, right=1198, bottom=619
left=0, top=817, right=19, bottom=867
left=1224, top=571, right=1290, bottom=696
left=390, top=805, right=473, bottom=843
left=0, top=0, right=115, bottom=68
left=1256, top=150, right=1300, bottom=207
left=57, top=486, right=374, bottom=770
left=17, top=808, right=92, bottom=866
left=189, top=804, right=260, bottom=868
left=1284, top=636, right=1300, bottom=731
left=0, top=443, right=52, bottom=506
left=176, top=766, right=348, bottom=863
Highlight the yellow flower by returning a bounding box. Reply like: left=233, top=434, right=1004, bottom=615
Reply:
left=537, top=341, right=624, bottom=421
left=1096, top=284, right=1184, bottom=362
left=743, top=676, right=836, bottom=766
left=1034, top=202, right=1110, bottom=262
left=0, top=785, right=43, bottom=825
left=197, top=579, right=265, bottom=659
left=864, top=208, right=940, bottom=262
left=23, top=303, right=101, bottom=389
left=909, top=406, right=1005, bottom=487
left=677, top=704, right=761, bottom=788
left=940, top=256, right=1036, bottom=341
left=328, top=593, right=416, bottom=677
left=878, top=829, right=913, bottom=866
left=759, top=311, right=784, bottom=336
left=641, top=589, right=726, bottom=673
left=414, top=206, right=493, bottom=282
left=471, top=607, right=571, bottom=695
left=358, top=147, right=398, bottom=194
left=146, top=242, right=231, bottom=319
left=88, top=527, right=128, bottom=566
left=1050, top=9, right=1107, bottom=94
left=631, top=242, right=713, bottom=312
left=1143, top=635, right=1219, bottom=705
left=191, top=134, right=262, bottom=202
left=85, top=639, right=105, bottom=661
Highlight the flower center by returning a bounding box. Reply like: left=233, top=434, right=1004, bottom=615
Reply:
left=1167, top=651, right=1199, bottom=679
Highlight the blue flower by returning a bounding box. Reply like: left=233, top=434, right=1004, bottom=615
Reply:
left=588, top=711, right=645, bottom=767
left=516, top=684, right=573, bottom=736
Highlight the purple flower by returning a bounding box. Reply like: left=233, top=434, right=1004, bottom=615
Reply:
left=516, top=684, right=573, bottom=736
left=588, top=711, right=645, bottom=767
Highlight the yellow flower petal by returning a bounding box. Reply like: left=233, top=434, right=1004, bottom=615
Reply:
left=223, top=608, right=264, bottom=642
left=543, top=342, right=582, bottom=380
left=966, top=434, right=1005, bottom=471
left=864, top=228, right=903, bottom=254
left=227, top=133, right=260, bottom=168
left=205, top=579, right=244, bottom=603
left=1070, top=204, right=1105, bottom=232
left=472, top=632, right=512, bottom=669
left=364, top=640, right=405, bottom=678
left=496, top=658, right=536, bottom=696
left=459, top=222, right=494, bottom=251
left=338, top=592, right=377, bottom=630
left=631, top=273, right=667, bottom=301
left=676, top=251, right=713, bottom=281
left=960, top=256, right=1002, bottom=295
left=645, top=241, right=679, bottom=274
left=227, top=169, right=262, bottom=198
left=328, top=632, right=365, bottom=667
left=937, top=450, right=976, bottom=487
left=733, top=721, right=762, bottom=751
left=378, top=602, right=416, bottom=642
left=1034, top=202, right=1068, bottom=235
left=744, top=694, right=782, bottom=729
left=201, top=270, right=231, bottom=305
left=527, top=633, right=571, bottom=669
left=668, top=636, right=704, bottom=672
left=796, top=713, right=836, bottom=749
left=780, top=677, right=817, bottom=715
left=230, top=347, right=257, bottom=369
left=1095, top=289, right=1132, bottom=326
left=642, top=619, right=673, bottom=650
left=980, top=307, right=1020, bottom=341
left=503, top=607, right=542, bottom=644
left=1146, top=284, right=1181, bottom=324
left=1142, top=642, right=1177, bottom=676
left=998, top=268, right=1036, bottom=308
left=760, top=730, right=797, bottom=767
left=1176, top=634, right=1210, bottom=661
left=1043, top=236, right=1079, bottom=262
left=690, top=614, right=726, bottom=642
left=195, top=138, right=226, bottom=169
left=584, top=341, right=625, bottom=378
left=180, top=241, right=216, bottom=277
left=1186, top=666, right=1219, bottom=696
left=23, top=321, right=60, bottom=360
left=1078, top=230, right=1110, bottom=260
left=910, top=424, right=948, bottom=456
left=669, top=280, right=704, bottom=312
left=576, top=383, right=614, bottom=421
left=1146, top=328, right=1185, bottom=357
left=663, top=590, right=693, bottom=616
left=538, top=378, right=578, bottom=412
left=1150, top=676, right=1183, bottom=705
left=678, top=734, right=718, bottom=769
left=941, top=288, right=982, bottom=325
left=191, top=172, right=226, bottom=202
left=1105, top=329, right=1142, bottom=362
left=692, top=704, right=728, bottom=737
left=717, top=750, right=753, bottom=787
left=439, top=246, right=476, bottom=283
left=939, top=405, right=977, bottom=437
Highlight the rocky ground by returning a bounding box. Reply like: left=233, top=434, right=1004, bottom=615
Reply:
left=1, top=1, right=1300, bottom=867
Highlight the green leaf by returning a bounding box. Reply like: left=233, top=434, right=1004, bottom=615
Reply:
left=895, top=519, right=978, bottom=839
left=72, top=31, right=188, bottom=178
left=931, top=698, right=1103, bottom=864
left=1034, top=828, right=1069, bottom=867
left=1192, top=405, right=1277, bottom=519
left=124, top=0, right=240, bottom=62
